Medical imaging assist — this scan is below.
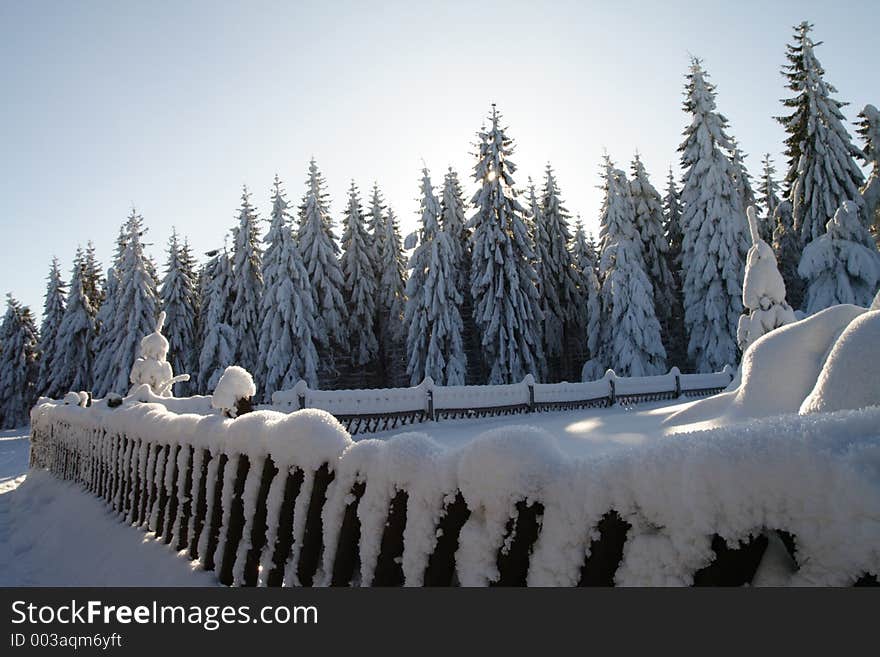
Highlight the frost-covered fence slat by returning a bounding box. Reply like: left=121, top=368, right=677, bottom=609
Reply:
left=293, top=463, right=334, bottom=587
left=372, top=490, right=408, bottom=586
left=329, top=482, right=366, bottom=586
left=262, top=468, right=304, bottom=587
left=423, top=492, right=471, bottom=586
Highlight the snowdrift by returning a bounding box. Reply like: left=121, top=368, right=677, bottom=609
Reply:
left=667, top=304, right=875, bottom=428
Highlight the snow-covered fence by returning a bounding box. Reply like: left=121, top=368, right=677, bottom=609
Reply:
left=29, top=397, right=880, bottom=587
left=271, top=366, right=737, bottom=434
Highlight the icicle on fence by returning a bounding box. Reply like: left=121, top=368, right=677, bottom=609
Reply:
left=29, top=400, right=880, bottom=587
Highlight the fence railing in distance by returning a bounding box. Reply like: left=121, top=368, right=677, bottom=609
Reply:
left=270, top=366, right=737, bottom=435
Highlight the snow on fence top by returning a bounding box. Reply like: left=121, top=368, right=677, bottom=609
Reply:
left=29, top=395, right=880, bottom=587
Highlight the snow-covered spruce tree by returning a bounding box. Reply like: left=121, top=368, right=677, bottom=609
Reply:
left=297, top=159, right=348, bottom=387
left=596, top=158, right=667, bottom=377
left=534, top=165, right=580, bottom=382
left=229, top=187, right=263, bottom=374
left=857, top=104, right=880, bottom=244
left=798, top=200, right=880, bottom=314
left=340, top=181, right=379, bottom=386
left=771, top=200, right=805, bottom=311
left=376, top=206, right=407, bottom=387
left=661, top=168, right=688, bottom=369
left=258, top=176, right=325, bottom=399
left=366, top=183, right=387, bottom=278
left=160, top=229, right=198, bottom=395
left=179, top=237, right=201, bottom=381
left=629, top=155, right=680, bottom=365
left=757, top=154, right=782, bottom=243
left=91, top=227, right=126, bottom=396
left=404, top=168, right=466, bottom=386
left=197, top=248, right=236, bottom=393
left=0, top=296, right=39, bottom=429
left=468, top=106, right=544, bottom=384
left=678, top=59, right=748, bottom=372
left=93, top=210, right=159, bottom=396
left=442, top=167, right=480, bottom=384
left=36, top=257, right=66, bottom=398
left=48, top=249, right=96, bottom=394
left=778, top=22, right=866, bottom=246
left=82, top=241, right=104, bottom=313
left=729, top=139, right=756, bottom=220
left=571, top=219, right=602, bottom=380
left=737, top=206, right=797, bottom=353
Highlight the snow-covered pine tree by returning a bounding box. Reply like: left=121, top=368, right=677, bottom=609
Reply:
left=570, top=219, right=602, bottom=381
left=197, top=248, right=236, bottom=393
left=629, top=155, right=680, bottom=366
left=737, top=206, right=797, bottom=353
left=91, top=227, right=126, bottom=396
left=857, top=104, right=880, bottom=244
left=340, top=181, right=379, bottom=386
left=229, top=187, right=263, bottom=374
left=93, top=210, right=159, bottom=396
left=0, top=295, right=39, bottom=429
left=376, top=206, right=407, bottom=387
left=678, top=59, right=748, bottom=372
left=179, top=237, right=201, bottom=381
left=770, top=200, right=805, bottom=311
left=757, top=154, right=782, bottom=243
left=661, top=167, right=688, bottom=369
left=82, top=241, right=104, bottom=313
left=442, top=166, right=480, bottom=384
left=366, top=183, right=387, bottom=277
left=777, top=22, right=866, bottom=246
left=297, top=159, right=348, bottom=387
left=534, top=164, right=580, bottom=381
left=468, top=105, right=544, bottom=384
left=596, top=158, right=667, bottom=377
left=36, top=257, right=66, bottom=398
left=404, top=168, right=466, bottom=386
left=798, top=200, right=880, bottom=314
left=258, top=175, right=325, bottom=399
left=160, top=229, right=198, bottom=395
left=729, top=139, right=757, bottom=219
left=48, top=248, right=96, bottom=395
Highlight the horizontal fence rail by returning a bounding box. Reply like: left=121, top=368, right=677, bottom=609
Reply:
left=28, top=399, right=880, bottom=588
left=271, top=366, right=737, bottom=435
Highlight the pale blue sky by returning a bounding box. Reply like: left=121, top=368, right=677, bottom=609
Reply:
left=1, top=0, right=877, bottom=319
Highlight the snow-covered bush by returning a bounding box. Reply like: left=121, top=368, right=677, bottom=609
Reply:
left=212, top=366, right=256, bottom=418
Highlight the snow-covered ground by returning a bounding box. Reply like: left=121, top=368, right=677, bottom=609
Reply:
left=365, top=399, right=695, bottom=459
left=0, top=427, right=216, bottom=586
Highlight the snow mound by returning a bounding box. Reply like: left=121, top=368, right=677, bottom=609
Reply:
left=800, top=310, right=880, bottom=414
left=211, top=366, right=256, bottom=417
left=667, top=304, right=867, bottom=427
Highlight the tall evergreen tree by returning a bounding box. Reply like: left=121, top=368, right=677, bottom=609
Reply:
left=92, top=227, right=126, bottom=394
left=798, top=200, right=880, bottom=314
left=630, top=155, right=680, bottom=365
left=298, top=159, right=348, bottom=387
left=197, top=248, right=236, bottom=393
left=757, top=154, right=782, bottom=243
left=661, top=167, right=688, bottom=369
left=596, top=158, right=667, bottom=376
left=49, top=249, right=96, bottom=394
left=258, top=176, right=325, bottom=398
left=366, top=183, right=387, bottom=277
left=376, top=206, right=407, bottom=386
left=729, top=139, right=757, bottom=218
left=93, top=210, right=159, bottom=396
left=160, top=229, right=198, bottom=394
left=857, top=104, right=880, bottom=244
left=570, top=219, right=602, bottom=380
left=777, top=22, right=866, bottom=245
left=340, top=181, right=379, bottom=385
left=0, top=295, right=39, bottom=429
left=468, top=105, right=544, bottom=384
left=404, top=168, right=466, bottom=386
left=229, top=187, right=263, bottom=374
left=678, top=59, right=748, bottom=372
left=771, top=201, right=805, bottom=311
left=82, top=241, right=104, bottom=312
left=535, top=164, right=579, bottom=381
left=37, top=258, right=66, bottom=398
